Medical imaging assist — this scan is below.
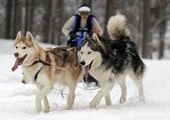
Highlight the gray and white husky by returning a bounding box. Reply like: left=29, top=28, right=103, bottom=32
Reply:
left=77, top=14, right=145, bottom=108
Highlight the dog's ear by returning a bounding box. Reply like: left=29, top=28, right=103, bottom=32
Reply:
left=15, top=31, right=22, bottom=40
left=92, top=33, right=98, bottom=40
left=25, top=31, right=38, bottom=47
left=92, top=33, right=106, bottom=51
left=26, top=31, right=34, bottom=42
left=92, top=33, right=102, bottom=45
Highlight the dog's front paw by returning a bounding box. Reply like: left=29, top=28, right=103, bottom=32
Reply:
left=119, top=97, right=126, bottom=104
left=139, top=96, right=145, bottom=103
left=66, top=106, right=72, bottom=110
left=106, top=101, right=112, bottom=106
left=44, top=108, right=49, bottom=113
left=89, top=101, right=97, bottom=108
left=36, top=107, right=41, bottom=113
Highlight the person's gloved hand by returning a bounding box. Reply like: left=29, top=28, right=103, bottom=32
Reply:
left=69, top=32, right=78, bottom=40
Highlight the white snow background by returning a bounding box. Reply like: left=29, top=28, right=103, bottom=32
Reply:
left=0, top=39, right=170, bottom=120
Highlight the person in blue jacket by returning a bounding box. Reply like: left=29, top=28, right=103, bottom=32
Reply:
left=62, top=4, right=103, bottom=47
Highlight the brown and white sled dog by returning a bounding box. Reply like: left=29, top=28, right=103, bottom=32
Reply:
left=12, top=31, right=84, bottom=112
left=77, top=14, right=146, bottom=108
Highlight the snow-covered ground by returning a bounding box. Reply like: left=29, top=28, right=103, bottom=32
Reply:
left=0, top=40, right=170, bottom=120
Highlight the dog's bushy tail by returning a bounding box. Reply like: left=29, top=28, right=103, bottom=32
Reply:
left=107, top=14, right=129, bottom=40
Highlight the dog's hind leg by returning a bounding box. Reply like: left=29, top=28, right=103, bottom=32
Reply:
left=117, top=75, right=127, bottom=104
left=133, top=78, right=145, bottom=102
left=90, top=81, right=114, bottom=108
left=67, top=82, right=76, bottom=110
left=129, top=71, right=145, bottom=102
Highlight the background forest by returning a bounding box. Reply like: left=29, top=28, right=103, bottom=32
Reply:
left=0, top=0, right=170, bottom=59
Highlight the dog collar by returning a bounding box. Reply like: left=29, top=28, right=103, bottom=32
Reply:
left=34, top=67, right=43, bottom=81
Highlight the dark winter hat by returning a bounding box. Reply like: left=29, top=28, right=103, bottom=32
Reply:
left=78, top=4, right=91, bottom=13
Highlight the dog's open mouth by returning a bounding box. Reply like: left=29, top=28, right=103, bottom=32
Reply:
left=84, top=60, right=93, bottom=79
left=12, top=54, right=27, bottom=71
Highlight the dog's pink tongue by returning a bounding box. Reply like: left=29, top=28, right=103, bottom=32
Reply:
left=84, top=65, right=89, bottom=80
left=12, top=58, right=19, bottom=71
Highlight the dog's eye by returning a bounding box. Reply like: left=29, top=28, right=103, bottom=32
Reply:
left=16, top=46, right=18, bottom=49
left=22, top=47, right=27, bottom=49
left=81, top=51, right=83, bottom=54
left=88, top=51, right=92, bottom=54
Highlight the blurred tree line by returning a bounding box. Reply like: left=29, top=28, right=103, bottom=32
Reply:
left=0, top=0, right=170, bottom=59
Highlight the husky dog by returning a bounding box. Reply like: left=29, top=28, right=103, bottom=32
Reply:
left=12, top=32, right=84, bottom=112
left=77, top=14, right=145, bottom=107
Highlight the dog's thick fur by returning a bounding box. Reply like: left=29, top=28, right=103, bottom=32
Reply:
left=12, top=32, right=84, bottom=112
left=78, top=14, right=145, bottom=107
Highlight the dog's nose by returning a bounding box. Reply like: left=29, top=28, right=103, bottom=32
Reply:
left=22, top=80, right=26, bottom=84
left=14, top=53, right=19, bottom=57
left=80, top=61, right=86, bottom=66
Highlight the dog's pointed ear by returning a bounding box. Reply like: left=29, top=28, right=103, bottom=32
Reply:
left=25, top=31, right=38, bottom=47
left=15, top=31, right=22, bottom=40
left=92, top=33, right=98, bottom=41
left=26, top=31, right=34, bottom=42
left=92, top=33, right=101, bottom=44
left=92, top=33, right=106, bottom=51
